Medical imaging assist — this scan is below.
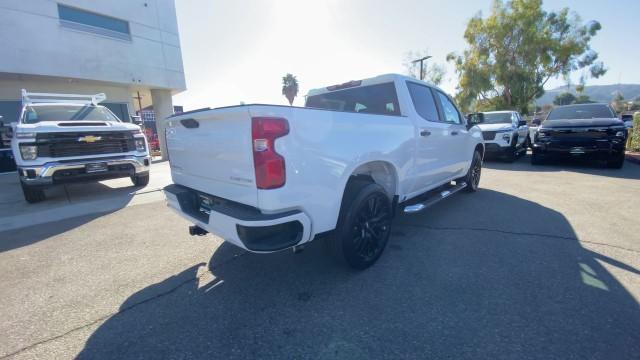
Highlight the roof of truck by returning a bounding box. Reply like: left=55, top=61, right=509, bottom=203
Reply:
left=306, top=73, right=444, bottom=97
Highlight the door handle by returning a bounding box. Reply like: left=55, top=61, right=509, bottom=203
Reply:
left=420, top=129, right=431, bottom=137
left=451, top=131, right=459, bottom=136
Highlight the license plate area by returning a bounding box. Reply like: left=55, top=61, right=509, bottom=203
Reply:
left=85, top=162, right=108, bottom=173
left=198, top=194, right=214, bottom=216
left=569, top=147, right=586, bottom=155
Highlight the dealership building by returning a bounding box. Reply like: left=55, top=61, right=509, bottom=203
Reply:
left=0, top=0, right=186, bottom=159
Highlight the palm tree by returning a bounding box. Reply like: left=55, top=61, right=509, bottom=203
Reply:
left=282, top=73, right=299, bottom=106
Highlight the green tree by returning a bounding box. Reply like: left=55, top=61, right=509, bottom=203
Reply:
left=630, top=112, right=640, bottom=152
left=403, top=51, right=446, bottom=86
left=281, top=73, right=299, bottom=106
left=553, top=92, right=577, bottom=105
left=447, top=0, right=606, bottom=114
left=573, top=95, right=594, bottom=104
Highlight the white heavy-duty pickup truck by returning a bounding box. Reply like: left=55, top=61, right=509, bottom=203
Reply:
left=164, top=74, right=485, bottom=269
left=8, top=90, right=151, bottom=203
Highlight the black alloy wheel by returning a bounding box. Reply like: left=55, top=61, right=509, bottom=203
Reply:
left=460, top=150, right=482, bottom=192
left=349, top=192, right=392, bottom=264
left=329, top=182, right=393, bottom=270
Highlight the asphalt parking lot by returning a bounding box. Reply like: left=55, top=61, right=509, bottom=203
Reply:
left=1, top=155, right=639, bottom=360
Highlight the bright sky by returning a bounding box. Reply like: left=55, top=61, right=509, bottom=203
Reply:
left=172, top=0, right=640, bottom=111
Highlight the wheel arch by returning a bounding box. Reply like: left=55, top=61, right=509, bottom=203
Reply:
left=345, top=160, right=399, bottom=198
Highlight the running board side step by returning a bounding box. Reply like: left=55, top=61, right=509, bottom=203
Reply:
left=403, top=182, right=467, bottom=214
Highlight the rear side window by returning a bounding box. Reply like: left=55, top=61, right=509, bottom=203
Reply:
left=547, top=104, right=616, bottom=120
left=305, top=83, right=400, bottom=116
left=406, top=82, right=439, bottom=122
left=435, top=91, right=463, bottom=125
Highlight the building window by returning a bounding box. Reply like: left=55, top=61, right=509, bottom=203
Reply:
left=58, top=4, right=131, bottom=40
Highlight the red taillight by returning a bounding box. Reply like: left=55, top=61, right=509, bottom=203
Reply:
left=251, top=117, right=289, bottom=189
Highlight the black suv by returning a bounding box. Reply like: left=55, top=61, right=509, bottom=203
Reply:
left=531, top=103, right=627, bottom=168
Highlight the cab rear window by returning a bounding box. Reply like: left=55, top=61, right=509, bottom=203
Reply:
left=305, top=83, right=400, bottom=116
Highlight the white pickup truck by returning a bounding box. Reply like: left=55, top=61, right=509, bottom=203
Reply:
left=164, top=74, right=485, bottom=269
left=7, top=90, right=151, bottom=203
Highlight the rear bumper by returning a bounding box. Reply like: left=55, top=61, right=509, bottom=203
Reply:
left=18, top=155, right=150, bottom=186
left=532, top=139, right=625, bottom=158
left=163, top=184, right=311, bottom=252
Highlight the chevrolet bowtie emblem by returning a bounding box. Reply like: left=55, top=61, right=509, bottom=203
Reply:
left=78, top=135, right=102, bottom=143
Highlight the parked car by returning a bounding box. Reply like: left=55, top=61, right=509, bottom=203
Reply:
left=531, top=103, right=627, bottom=168
left=163, top=74, right=485, bottom=269
left=475, top=111, right=529, bottom=161
left=621, top=113, right=634, bottom=130
left=9, top=90, right=151, bottom=203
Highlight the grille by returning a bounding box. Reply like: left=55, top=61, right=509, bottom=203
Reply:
left=547, top=128, right=609, bottom=139
left=482, top=131, right=496, bottom=140
left=36, top=131, right=135, bottom=158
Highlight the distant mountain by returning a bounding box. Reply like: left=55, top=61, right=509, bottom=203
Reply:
left=536, top=84, right=640, bottom=105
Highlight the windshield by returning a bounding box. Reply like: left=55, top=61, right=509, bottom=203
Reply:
left=482, top=112, right=513, bottom=124
left=305, top=83, right=401, bottom=116
left=547, top=105, right=615, bottom=120
left=21, top=105, right=120, bottom=124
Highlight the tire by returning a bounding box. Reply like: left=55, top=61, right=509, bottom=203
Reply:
left=328, top=182, right=392, bottom=270
left=21, top=182, right=45, bottom=203
left=606, top=152, right=625, bottom=169
left=131, top=173, right=150, bottom=186
left=505, top=134, right=518, bottom=162
left=459, top=150, right=482, bottom=192
left=531, top=151, right=544, bottom=165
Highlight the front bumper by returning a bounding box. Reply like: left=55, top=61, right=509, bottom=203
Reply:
left=18, top=155, right=150, bottom=185
left=532, top=138, right=625, bottom=158
left=164, top=184, right=311, bottom=253
left=484, top=143, right=512, bottom=155
left=482, top=131, right=513, bottom=156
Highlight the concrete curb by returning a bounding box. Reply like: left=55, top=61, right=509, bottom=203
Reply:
left=626, top=152, right=640, bottom=165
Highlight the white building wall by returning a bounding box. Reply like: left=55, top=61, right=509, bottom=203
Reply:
left=0, top=0, right=186, bottom=92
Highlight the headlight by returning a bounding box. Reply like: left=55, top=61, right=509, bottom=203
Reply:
left=615, top=131, right=625, bottom=138
left=19, top=144, right=37, bottom=160
left=16, top=131, right=36, bottom=139
left=537, top=129, right=549, bottom=139
left=135, top=138, right=146, bottom=152
left=502, top=133, right=511, bottom=142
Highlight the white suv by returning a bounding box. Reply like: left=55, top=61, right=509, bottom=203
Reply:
left=476, top=111, right=529, bottom=161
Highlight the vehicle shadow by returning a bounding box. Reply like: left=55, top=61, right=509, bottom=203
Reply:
left=483, top=153, right=640, bottom=180
left=77, top=189, right=640, bottom=359
left=0, top=183, right=141, bottom=252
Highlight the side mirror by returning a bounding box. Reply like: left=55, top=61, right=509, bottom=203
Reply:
left=518, top=120, right=527, bottom=127
left=131, top=115, right=142, bottom=125
left=466, top=113, right=484, bottom=129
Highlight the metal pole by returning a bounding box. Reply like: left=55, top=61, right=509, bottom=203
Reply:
left=411, top=56, right=432, bottom=81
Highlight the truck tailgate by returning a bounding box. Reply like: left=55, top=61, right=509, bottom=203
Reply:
left=165, top=106, right=257, bottom=207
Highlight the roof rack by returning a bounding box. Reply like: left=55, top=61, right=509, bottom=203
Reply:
left=21, top=89, right=107, bottom=106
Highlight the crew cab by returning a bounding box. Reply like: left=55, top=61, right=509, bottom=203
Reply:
left=531, top=103, right=627, bottom=168
left=163, top=74, right=485, bottom=269
left=476, top=111, right=529, bottom=161
left=8, top=90, right=151, bottom=203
